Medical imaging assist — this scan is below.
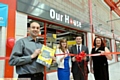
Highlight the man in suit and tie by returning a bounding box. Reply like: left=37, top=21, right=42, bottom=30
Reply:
left=70, top=35, right=89, bottom=80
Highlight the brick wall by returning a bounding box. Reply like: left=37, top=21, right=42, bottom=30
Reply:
left=37, top=0, right=120, bottom=36
left=15, top=12, right=27, bottom=40
left=92, top=0, right=120, bottom=36
left=39, top=0, right=90, bottom=23
left=92, top=0, right=111, bottom=32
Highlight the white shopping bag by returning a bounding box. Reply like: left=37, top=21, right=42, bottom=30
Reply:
left=70, top=72, right=74, bottom=80
left=88, top=72, right=95, bottom=80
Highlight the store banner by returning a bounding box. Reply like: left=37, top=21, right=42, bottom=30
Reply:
left=17, top=0, right=90, bottom=32
left=0, top=3, right=8, bottom=27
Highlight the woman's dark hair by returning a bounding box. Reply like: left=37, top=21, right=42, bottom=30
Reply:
left=93, top=37, right=105, bottom=47
left=59, top=38, right=68, bottom=53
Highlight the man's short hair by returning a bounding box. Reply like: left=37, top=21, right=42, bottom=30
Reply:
left=75, top=34, right=82, bottom=38
left=29, top=21, right=40, bottom=27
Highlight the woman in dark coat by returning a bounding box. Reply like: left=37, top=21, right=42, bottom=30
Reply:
left=90, top=37, right=112, bottom=80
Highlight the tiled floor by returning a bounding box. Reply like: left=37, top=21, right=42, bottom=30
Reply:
left=88, top=62, right=120, bottom=80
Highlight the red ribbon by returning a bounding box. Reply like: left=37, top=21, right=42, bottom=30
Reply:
left=0, top=52, right=120, bottom=61
left=0, top=57, right=10, bottom=60
left=55, top=51, right=86, bottom=62
left=55, top=51, right=120, bottom=62
left=75, top=51, right=86, bottom=62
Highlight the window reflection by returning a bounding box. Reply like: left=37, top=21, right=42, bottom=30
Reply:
left=116, top=41, right=120, bottom=61
left=105, top=38, right=111, bottom=50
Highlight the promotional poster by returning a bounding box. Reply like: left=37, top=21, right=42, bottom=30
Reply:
left=36, top=45, right=55, bottom=68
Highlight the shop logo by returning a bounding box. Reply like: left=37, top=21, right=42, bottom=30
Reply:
left=0, top=17, right=3, bottom=21
left=50, top=9, right=81, bottom=28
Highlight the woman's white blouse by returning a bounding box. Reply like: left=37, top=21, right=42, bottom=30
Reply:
left=55, top=48, right=72, bottom=68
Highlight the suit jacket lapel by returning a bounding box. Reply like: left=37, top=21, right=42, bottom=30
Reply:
left=81, top=45, right=85, bottom=52
left=74, top=45, right=78, bottom=54
left=81, top=45, right=83, bottom=51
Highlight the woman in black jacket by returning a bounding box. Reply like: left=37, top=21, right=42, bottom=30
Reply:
left=90, top=37, right=112, bottom=80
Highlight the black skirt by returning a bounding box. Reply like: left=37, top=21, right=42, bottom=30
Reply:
left=93, top=63, right=109, bottom=80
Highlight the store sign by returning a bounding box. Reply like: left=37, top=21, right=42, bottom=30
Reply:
left=0, top=3, right=8, bottom=27
left=50, top=9, right=81, bottom=28
left=0, top=17, right=3, bottom=21
left=17, top=0, right=90, bottom=31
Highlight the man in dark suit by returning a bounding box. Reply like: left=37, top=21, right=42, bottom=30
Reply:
left=70, top=35, right=89, bottom=80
